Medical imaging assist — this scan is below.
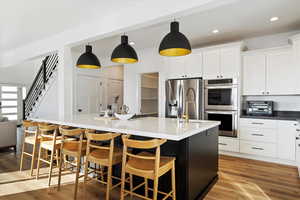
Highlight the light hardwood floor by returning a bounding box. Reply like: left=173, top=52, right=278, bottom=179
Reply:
left=0, top=149, right=299, bottom=200
left=0, top=129, right=299, bottom=200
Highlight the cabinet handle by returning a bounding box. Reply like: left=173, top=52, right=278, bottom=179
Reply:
left=296, top=129, right=300, bottom=132
left=252, top=122, right=264, bottom=125
left=252, top=147, right=264, bottom=150
left=219, top=143, right=227, bottom=146
left=262, top=92, right=264, bottom=95
left=266, top=92, right=270, bottom=95
left=252, top=133, right=264, bottom=136
left=217, top=76, right=219, bottom=78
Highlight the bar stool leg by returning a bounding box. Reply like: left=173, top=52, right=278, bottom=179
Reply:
left=57, top=151, right=63, bottom=191
left=153, top=178, right=158, bottom=200
left=56, top=149, right=60, bottom=168
left=74, top=155, right=81, bottom=200
left=36, top=146, right=43, bottom=180
left=171, top=162, right=176, bottom=200
left=30, top=140, right=38, bottom=176
left=84, top=159, right=89, bottom=183
left=106, top=166, right=112, bottom=200
left=120, top=169, right=126, bottom=200
left=144, top=178, right=148, bottom=198
left=129, top=174, right=133, bottom=200
left=19, top=142, right=26, bottom=171
left=48, top=146, right=56, bottom=186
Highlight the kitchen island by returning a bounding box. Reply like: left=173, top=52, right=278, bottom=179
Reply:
left=31, top=114, right=220, bottom=200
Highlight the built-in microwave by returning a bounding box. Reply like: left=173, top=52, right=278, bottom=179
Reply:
left=205, top=110, right=238, bottom=138
left=204, top=78, right=238, bottom=111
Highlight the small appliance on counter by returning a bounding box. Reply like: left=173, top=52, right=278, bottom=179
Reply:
left=246, top=101, right=273, bottom=116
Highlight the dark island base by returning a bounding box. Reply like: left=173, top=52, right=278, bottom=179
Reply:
left=129, top=126, right=219, bottom=200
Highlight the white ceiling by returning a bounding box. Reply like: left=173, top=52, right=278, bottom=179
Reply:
left=0, top=0, right=146, bottom=53
left=72, top=0, right=300, bottom=58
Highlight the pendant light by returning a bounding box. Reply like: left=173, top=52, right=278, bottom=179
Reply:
left=76, top=45, right=101, bottom=69
left=111, top=35, right=138, bottom=64
left=159, top=21, right=191, bottom=56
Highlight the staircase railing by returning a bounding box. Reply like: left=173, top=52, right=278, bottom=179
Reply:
left=23, top=53, right=59, bottom=119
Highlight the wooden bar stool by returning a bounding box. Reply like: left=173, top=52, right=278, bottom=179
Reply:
left=57, top=127, right=87, bottom=200
left=36, top=124, right=61, bottom=186
left=19, top=120, right=43, bottom=176
left=84, top=130, right=122, bottom=200
left=120, top=135, right=176, bottom=200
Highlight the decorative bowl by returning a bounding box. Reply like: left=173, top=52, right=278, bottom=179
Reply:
left=114, top=113, right=135, bottom=120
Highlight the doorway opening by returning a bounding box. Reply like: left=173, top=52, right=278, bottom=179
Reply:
left=140, top=72, right=159, bottom=116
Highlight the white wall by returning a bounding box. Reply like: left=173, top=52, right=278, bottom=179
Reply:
left=32, top=78, right=59, bottom=118
left=0, top=58, right=42, bottom=88
left=244, top=30, right=300, bottom=51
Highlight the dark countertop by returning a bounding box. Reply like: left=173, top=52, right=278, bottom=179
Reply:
left=240, top=111, right=300, bottom=121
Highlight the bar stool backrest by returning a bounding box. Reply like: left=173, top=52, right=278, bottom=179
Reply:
left=122, top=135, right=167, bottom=173
left=38, top=124, right=58, bottom=138
left=59, top=127, right=85, bottom=155
left=85, top=130, right=121, bottom=161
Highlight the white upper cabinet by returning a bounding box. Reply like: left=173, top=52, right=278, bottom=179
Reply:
left=164, top=52, right=202, bottom=79
left=242, top=54, right=266, bottom=95
left=266, top=49, right=295, bottom=95
left=277, top=120, right=297, bottom=161
left=202, top=44, right=241, bottom=79
left=184, top=53, right=203, bottom=78
left=203, top=49, right=220, bottom=79
left=242, top=46, right=299, bottom=95
left=164, top=57, right=185, bottom=79
left=220, top=47, right=240, bottom=79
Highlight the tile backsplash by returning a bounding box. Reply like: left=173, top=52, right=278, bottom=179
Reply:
left=242, top=96, right=300, bottom=111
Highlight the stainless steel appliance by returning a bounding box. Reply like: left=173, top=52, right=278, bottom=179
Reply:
left=204, top=78, right=238, bottom=111
left=165, top=78, right=203, bottom=120
left=205, top=110, right=238, bottom=137
left=246, top=101, right=273, bottom=116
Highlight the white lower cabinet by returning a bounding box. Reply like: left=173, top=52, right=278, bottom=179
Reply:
left=219, top=136, right=239, bottom=152
left=277, top=121, right=297, bottom=161
left=238, top=118, right=297, bottom=161
left=240, top=140, right=276, bottom=158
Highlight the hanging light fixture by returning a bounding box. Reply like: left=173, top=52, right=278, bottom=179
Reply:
left=159, top=21, right=191, bottom=56
left=111, top=35, right=138, bottom=64
left=76, top=45, right=101, bottom=69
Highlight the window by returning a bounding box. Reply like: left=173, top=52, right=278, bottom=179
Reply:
left=0, top=85, right=20, bottom=121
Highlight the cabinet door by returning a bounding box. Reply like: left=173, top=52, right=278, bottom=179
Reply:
left=266, top=49, right=297, bottom=95
left=277, top=121, right=296, bottom=161
left=220, top=47, right=240, bottom=78
left=242, top=54, right=266, bottom=95
left=184, top=53, right=202, bottom=78
left=164, top=57, right=185, bottom=79
left=203, top=49, right=220, bottom=79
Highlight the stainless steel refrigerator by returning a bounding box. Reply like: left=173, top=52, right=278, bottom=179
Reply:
left=166, top=78, right=203, bottom=119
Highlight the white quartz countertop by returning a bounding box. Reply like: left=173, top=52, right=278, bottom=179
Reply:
left=30, top=114, right=220, bottom=141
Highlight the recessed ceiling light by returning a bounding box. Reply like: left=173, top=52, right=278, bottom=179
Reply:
left=129, top=41, right=135, bottom=45
left=212, top=29, right=219, bottom=34
left=270, top=17, right=279, bottom=22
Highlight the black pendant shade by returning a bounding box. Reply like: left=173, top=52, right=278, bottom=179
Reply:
left=159, top=21, right=191, bottom=56
left=111, top=35, right=138, bottom=64
left=76, top=45, right=101, bottom=69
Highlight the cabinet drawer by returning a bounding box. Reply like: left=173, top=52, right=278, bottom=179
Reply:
left=240, top=118, right=277, bottom=129
left=240, top=140, right=276, bottom=158
left=219, top=137, right=239, bottom=152
left=239, top=128, right=277, bottom=143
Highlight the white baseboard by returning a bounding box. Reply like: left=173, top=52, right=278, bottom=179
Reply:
left=220, top=150, right=297, bottom=167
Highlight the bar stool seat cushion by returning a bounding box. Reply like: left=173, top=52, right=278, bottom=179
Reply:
left=24, top=136, right=52, bottom=144
left=62, top=140, right=87, bottom=156
left=88, top=147, right=122, bottom=166
left=126, top=152, right=175, bottom=179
